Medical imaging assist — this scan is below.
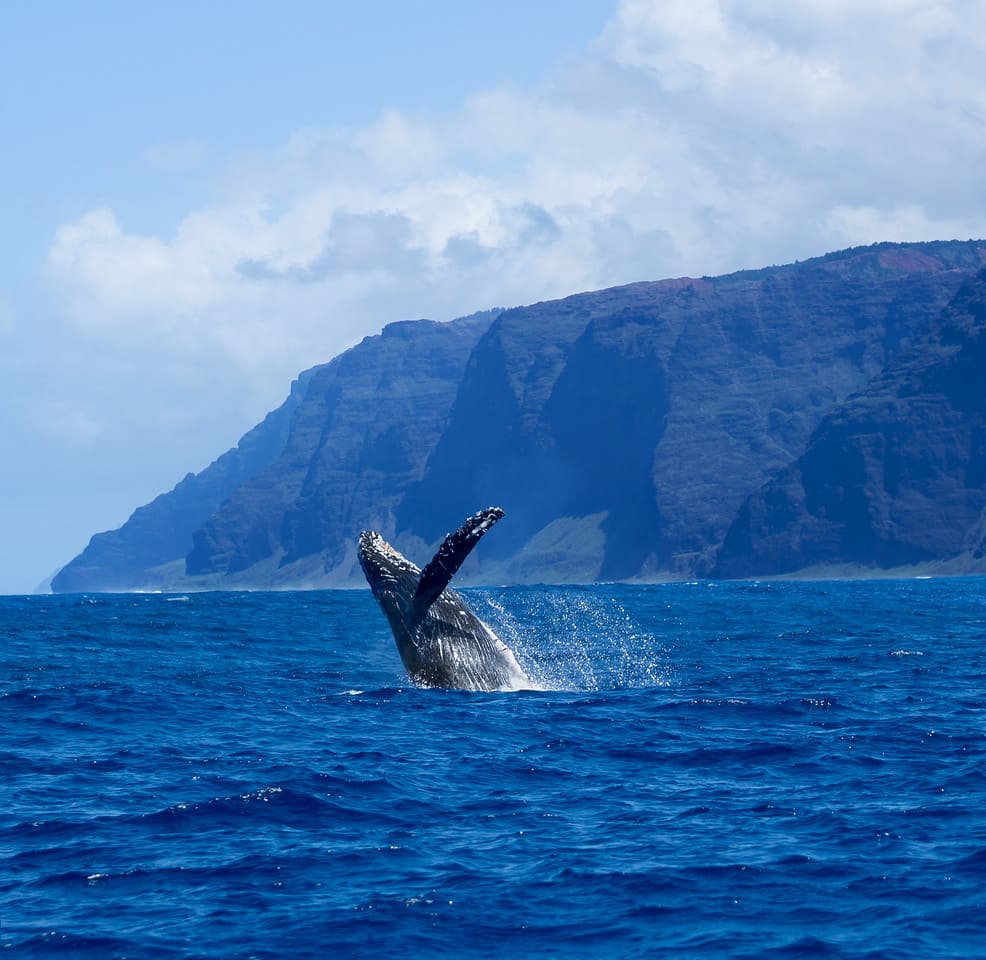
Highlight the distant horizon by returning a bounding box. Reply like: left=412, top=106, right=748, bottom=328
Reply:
left=18, top=564, right=982, bottom=599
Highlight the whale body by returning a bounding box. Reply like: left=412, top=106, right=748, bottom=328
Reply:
left=357, top=507, right=534, bottom=691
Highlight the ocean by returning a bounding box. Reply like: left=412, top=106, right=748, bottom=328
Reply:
left=2, top=579, right=985, bottom=958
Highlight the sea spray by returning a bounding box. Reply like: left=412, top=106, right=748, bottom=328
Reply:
left=469, top=585, right=673, bottom=691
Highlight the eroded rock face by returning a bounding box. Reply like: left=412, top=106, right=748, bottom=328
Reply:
left=49, top=369, right=317, bottom=593
left=399, top=242, right=986, bottom=580
left=186, top=312, right=496, bottom=583
left=53, top=311, right=494, bottom=592
left=715, top=270, right=986, bottom=577
left=52, top=241, right=986, bottom=591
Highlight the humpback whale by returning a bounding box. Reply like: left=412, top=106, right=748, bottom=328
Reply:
left=358, top=507, right=534, bottom=691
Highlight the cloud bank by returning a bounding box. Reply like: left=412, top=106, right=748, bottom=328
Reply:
left=45, top=0, right=986, bottom=408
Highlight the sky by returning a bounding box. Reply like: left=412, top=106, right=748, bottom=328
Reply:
left=2, top=0, right=985, bottom=594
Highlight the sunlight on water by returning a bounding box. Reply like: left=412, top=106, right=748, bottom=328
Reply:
left=5, top=583, right=986, bottom=958
left=471, top=587, right=672, bottom=691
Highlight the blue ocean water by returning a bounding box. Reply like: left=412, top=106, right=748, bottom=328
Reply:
left=2, top=580, right=986, bottom=958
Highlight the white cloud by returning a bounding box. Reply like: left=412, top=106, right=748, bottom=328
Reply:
left=823, top=203, right=986, bottom=249
left=44, top=0, right=986, bottom=394
left=10, top=0, right=986, bottom=597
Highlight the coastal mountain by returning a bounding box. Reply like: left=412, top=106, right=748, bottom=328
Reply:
left=50, top=369, right=320, bottom=592
left=185, top=311, right=495, bottom=585
left=52, top=310, right=494, bottom=592
left=715, top=269, right=986, bottom=578
left=52, top=241, right=986, bottom=592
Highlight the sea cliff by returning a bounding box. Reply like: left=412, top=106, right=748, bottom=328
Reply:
left=52, top=241, right=986, bottom=591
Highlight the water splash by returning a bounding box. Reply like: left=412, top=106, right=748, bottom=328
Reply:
left=469, top=586, right=672, bottom=691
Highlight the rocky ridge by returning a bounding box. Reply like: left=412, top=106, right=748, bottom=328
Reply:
left=52, top=241, right=986, bottom=591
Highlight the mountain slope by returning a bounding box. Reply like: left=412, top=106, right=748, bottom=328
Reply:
left=399, top=241, right=986, bottom=580
left=51, top=241, right=986, bottom=591
left=185, top=311, right=495, bottom=585
left=715, top=269, right=986, bottom=577
left=50, top=369, right=318, bottom=592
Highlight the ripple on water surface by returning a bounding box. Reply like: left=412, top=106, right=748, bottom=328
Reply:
left=3, top=580, right=986, bottom=958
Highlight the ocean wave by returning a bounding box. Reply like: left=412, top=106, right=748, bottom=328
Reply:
left=5, top=581, right=986, bottom=958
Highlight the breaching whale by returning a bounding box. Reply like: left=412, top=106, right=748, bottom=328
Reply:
left=357, top=507, right=534, bottom=691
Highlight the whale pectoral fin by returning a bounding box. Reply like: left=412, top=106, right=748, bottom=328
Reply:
left=411, top=507, right=504, bottom=619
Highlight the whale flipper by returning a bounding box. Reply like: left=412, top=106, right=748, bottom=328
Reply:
left=412, top=507, right=504, bottom=621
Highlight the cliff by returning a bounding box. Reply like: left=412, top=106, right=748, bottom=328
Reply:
left=50, top=368, right=319, bottom=592
left=185, top=310, right=495, bottom=586
left=715, top=269, right=986, bottom=578
left=398, top=242, right=986, bottom=580
left=54, top=310, right=495, bottom=591
left=52, top=241, right=986, bottom=591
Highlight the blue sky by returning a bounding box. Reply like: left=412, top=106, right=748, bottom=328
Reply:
left=2, top=0, right=985, bottom=593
